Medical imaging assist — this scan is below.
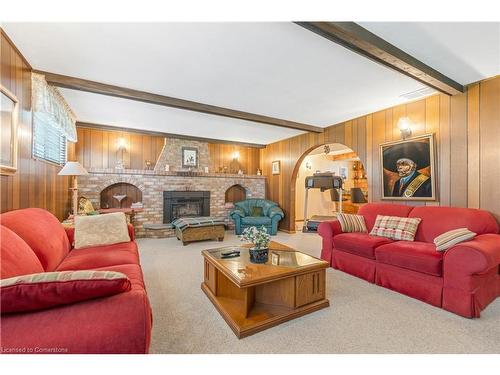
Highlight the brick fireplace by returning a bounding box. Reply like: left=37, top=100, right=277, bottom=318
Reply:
left=77, top=168, right=265, bottom=238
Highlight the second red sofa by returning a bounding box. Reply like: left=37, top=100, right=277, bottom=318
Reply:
left=318, top=203, right=500, bottom=318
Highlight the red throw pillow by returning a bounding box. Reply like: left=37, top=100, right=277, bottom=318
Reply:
left=0, top=270, right=131, bottom=314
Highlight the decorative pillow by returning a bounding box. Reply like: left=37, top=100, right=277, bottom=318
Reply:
left=0, top=270, right=130, bottom=314
left=337, top=213, right=367, bottom=233
left=74, top=212, right=130, bottom=249
left=251, top=207, right=264, bottom=217
left=434, top=228, right=476, bottom=251
left=370, top=215, right=421, bottom=241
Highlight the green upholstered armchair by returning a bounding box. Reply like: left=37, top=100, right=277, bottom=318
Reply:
left=229, top=199, right=284, bottom=235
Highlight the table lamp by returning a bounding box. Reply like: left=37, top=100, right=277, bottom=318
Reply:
left=58, top=161, right=89, bottom=217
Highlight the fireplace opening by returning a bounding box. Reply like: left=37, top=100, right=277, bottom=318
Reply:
left=163, top=191, right=210, bottom=223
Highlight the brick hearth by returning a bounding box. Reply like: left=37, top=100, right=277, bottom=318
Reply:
left=78, top=168, right=266, bottom=238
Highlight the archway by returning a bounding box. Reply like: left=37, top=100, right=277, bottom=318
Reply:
left=291, top=143, right=368, bottom=231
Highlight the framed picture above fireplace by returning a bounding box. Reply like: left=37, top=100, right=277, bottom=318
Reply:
left=182, top=147, right=198, bottom=169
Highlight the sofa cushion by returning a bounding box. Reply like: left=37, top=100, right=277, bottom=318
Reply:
left=370, top=215, right=422, bottom=241
left=409, top=206, right=499, bottom=243
left=92, top=264, right=146, bottom=291
left=0, top=208, right=71, bottom=271
left=375, top=241, right=443, bottom=277
left=1, top=226, right=44, bottom=279
left=56, top=241, right=139, bottom=271
left=241, top=216, right=272, bottom=226
left=251, top=206, right=264, bottom=217
left=434, top=228, right=476, bottom=251
left=337, top=213, right=367, bottom=233
left=333, top=233, right=393, bottom=259
left=0, top=270, right=131, bottom=314
left=75, top=212, right=130, bottom=249
left=358, top=203, right=414, bottom=232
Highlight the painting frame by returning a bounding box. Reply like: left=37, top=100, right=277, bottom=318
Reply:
left=271, top=160, right=281, bottom=175
left=0, top=85, right=19, bottom=176
left=379, top=133, right=436, bottom=201
left=181, top=147, right=198, bottom=169
left=339, top=166, right=348, bottom=180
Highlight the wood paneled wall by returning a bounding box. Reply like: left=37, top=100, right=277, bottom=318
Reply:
left=75, top=126, right=261, bottom=174
left=208, top=143, right=261, bottom=175
left=0, top=31, right=74, bottom=221
left=261, top=76, right=500, bottom=232
left=75, top=127, right=165, bottom=170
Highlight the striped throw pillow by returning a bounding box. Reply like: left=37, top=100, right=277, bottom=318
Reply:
left=337, top=213, right=368, bottom=233
left=434, top=228, right=476, bottom=251
left=1, top=270, right=130, bottom=313
left=370, top=215, right=421, bottom=241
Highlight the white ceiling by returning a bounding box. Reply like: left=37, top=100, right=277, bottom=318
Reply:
left=360, top=22, right=500, bottom=85
left=3, top=22, right=498, bottom=144
left=57, top=88, right=301, bottom=145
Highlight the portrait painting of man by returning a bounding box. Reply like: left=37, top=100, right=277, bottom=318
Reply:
left=380, top=134, right=436, bottom=200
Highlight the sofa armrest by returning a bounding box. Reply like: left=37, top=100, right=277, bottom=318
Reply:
left=268, top=206, right=284, bottom=219
left=317, top=220, right=343, bottom=264
left=230, top=208, right=246, bottom=219
left=444, top=233, right=500, bottom=276
left=64, top=223, right=135, bottom=249
left=317, top=220, right=343, bottom=239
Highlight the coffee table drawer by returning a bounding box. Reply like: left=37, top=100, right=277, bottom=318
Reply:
left=295, top=270, right=326, bottom=307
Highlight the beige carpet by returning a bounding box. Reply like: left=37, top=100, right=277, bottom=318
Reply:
left=137, top=232, right=500, bottom=354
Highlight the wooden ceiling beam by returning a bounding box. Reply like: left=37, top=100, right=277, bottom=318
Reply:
left=76, top=122, right=266, bottom=149
left=36, top=70, right=323, bottom=133
left=295, top=22, right=464, bottom=95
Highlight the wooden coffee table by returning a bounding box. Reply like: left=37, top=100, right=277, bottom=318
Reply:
left=201, top=241, right=329, bottom=338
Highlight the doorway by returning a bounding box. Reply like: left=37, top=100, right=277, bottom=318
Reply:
left=294, top=143, right=368, bottom=231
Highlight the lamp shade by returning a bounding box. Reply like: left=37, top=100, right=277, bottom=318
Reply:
left=58, top=161, right=88, bottom=176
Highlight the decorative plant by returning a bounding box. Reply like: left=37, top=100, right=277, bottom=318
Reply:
left=240, top=226, right=271, bottom=249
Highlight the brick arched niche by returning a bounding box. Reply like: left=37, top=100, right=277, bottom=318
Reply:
left=100, top=183, right=143, bottom=209
left=225, top=184, right=247, bottom=203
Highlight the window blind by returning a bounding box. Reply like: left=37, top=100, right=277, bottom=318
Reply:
left=33, top=120, right=67, bottom=165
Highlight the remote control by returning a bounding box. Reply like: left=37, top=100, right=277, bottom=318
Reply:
left=221, top=249, right=240, bottom=256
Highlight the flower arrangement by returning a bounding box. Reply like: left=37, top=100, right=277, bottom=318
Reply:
left=240, top=226, right=271, bottom=250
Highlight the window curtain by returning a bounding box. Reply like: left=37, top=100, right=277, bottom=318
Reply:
left=32, top=73, right=77, bottom=142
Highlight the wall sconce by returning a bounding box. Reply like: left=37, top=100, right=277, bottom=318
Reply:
left=231, top=151, right=240, bottom=161
left=115, top=137, right=127, bottom=170
left=397, top=117, right=413, bottom=139
left=117, top=137, right=127, bottom=150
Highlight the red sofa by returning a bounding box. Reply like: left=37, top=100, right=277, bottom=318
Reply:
left=0, top=208, right=152, bottom=353
left=318, top=203, right=500, bottom=318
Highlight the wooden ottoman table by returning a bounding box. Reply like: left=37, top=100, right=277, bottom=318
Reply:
left=172, top=217, right=227, bottom=246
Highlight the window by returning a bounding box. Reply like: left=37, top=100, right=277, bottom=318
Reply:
left=33, top=120, right=67, bottom=165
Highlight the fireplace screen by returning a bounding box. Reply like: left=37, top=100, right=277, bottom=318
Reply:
left=172, top=202, right=202, bottom=218
left=163, top=191, right=210, bottom=223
